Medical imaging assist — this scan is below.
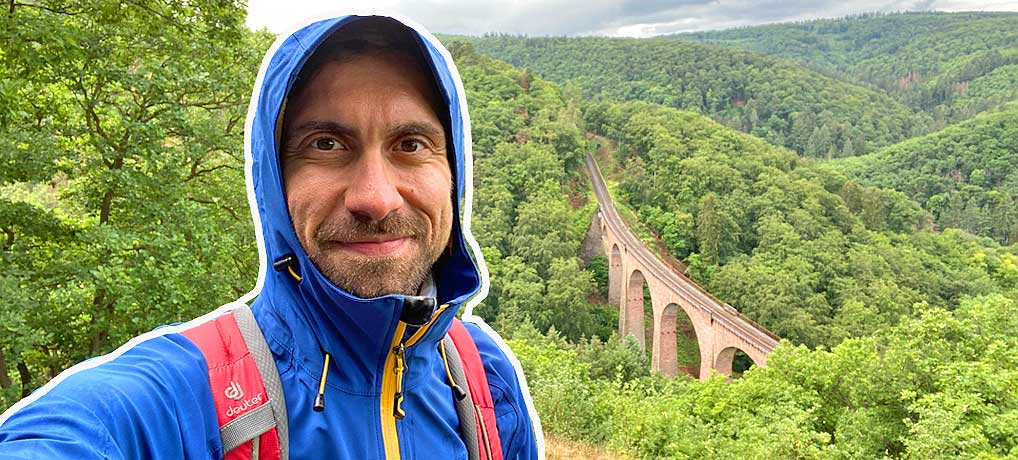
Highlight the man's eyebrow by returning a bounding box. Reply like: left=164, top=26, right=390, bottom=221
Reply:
left=287, top=120, right=357, bottom=138
left=281, top=120, right=357, bottom=152
left=389, top=122, right=444, bottom=139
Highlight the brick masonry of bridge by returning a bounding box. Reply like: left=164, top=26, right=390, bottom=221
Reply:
left=585, top=155, right=779, bottom=380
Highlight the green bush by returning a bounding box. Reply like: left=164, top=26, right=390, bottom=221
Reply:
left=574, top=334, right=649, bottom=382
left=508, top=336, right=613, bottom=441
left=510, top=293, right=1018, bottom=459
left=588, top=255, right=609, bottom=294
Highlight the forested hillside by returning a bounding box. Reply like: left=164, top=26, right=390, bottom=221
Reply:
left=463, top=35, right=926, bottom=157
left=521, top=293, right=1018, bottom=459
left=831, top=104, right=1018, bottom=245
left=3, top=4, right=1017, bottom=459
left=681, top=12, right=1018, bottom=124
left=586, top=100, right=1016, bottom=348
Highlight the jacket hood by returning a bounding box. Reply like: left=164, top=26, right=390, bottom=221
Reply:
left=242, top=14, right=486, bottom=308
left=236, top=14, right=491, bottom=377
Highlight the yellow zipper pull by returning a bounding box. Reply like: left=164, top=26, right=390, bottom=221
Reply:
left=393, top=342, right=407, bottom=420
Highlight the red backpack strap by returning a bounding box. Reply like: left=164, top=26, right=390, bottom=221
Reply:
left=447, top=319, right=504, bottom=460
left=182, top=306, right=288, bottom=460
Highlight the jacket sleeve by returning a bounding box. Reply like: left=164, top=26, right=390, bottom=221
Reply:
left=0, top=333, right=221, bottom=460
left=462, top=321, right=540, bottom=460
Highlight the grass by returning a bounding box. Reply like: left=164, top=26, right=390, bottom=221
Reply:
left=545, top=433, right=630, bottom=460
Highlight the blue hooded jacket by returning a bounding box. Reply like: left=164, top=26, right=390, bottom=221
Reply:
left=0, top=13, right=542, bottom=460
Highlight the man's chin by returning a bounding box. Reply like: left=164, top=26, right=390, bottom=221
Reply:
left=333, top=277, right=424, bottom=299
left=312, top=254, right=431, bottom=299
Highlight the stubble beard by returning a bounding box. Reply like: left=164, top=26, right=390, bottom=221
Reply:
left=304, top=211, right=445, bottom=299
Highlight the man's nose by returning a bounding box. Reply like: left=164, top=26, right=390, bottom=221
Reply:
left=344, top=150, right=404, bottom=221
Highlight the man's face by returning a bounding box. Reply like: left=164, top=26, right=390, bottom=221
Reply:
left=281, top=51, right=453, bottom=299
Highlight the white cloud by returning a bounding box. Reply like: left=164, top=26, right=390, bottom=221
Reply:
left=245, top=0, right=1018, bottom=37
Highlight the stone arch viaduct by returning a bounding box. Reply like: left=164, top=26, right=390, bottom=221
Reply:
left=585, top=155, right=780, bottom=380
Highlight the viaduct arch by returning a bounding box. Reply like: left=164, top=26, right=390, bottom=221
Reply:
left=586, top=155, right=780, bottom=380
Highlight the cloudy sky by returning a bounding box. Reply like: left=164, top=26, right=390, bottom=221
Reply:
left=246, top=0, right=1018, bottom=37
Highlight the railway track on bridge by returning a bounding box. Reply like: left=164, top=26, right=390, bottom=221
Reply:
left=584, top=154, right=780, bottom=355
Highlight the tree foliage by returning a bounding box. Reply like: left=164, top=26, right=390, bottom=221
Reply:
left=515, top=293, right=1018, bottom=459
left=449, top=42, right=610, bottom=342
left=0, top=1, right=267, bottom=405
left=832, top=104, right=1018, bottom=245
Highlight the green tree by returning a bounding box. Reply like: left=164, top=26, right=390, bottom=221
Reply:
left=509, top=182, right=580, bottom=276
left=493, top=256, right=545, bottom=337
left=696, top=193, right=726, bottom=265
left=540, top=258, right=599, bottom=341
left=0, top=0, right=264, bottom=402
left=806, top=124, right=834, bottom=158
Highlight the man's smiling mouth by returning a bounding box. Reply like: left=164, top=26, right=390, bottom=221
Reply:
left=332, top=236, right=411, bottom=257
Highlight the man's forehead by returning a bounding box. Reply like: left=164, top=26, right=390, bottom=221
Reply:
left=283, top=48, right=447, bottom=136
left=292, top=50, right=428, bottom=96
left=285, top=17, right=437, bottom=102
left=285, top=52, right=444, bottom=125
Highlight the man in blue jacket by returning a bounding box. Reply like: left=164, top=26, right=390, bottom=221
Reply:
left=0, top=13, right=542, bottom=460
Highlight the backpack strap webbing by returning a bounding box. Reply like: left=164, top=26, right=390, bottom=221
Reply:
left=446, top=319, right=505, bottom=460
left=182, top=305, right=289, bottom=460
left=442, top=333, right=480, bottom=460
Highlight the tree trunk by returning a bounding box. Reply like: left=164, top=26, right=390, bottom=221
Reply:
left=0, top=347, right=13, bottom=389
left=17, top=361, right=31, bottom=398
left=89, top=287, right=112, bottom=355
left=99, top=188, right=116, bottom=225
left=89, top=172, right=121, bottom=355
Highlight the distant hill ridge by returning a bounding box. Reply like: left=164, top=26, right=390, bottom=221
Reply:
left=676, top=11, right=1018, bottom=123
left=457, top=34, right=927, bottom=158
left=830, top=103, right=1018, bottom=244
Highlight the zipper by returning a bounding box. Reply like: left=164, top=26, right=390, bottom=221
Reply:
left=393, top=342, right=407, bottom=419
left=380, top=304, right=450, bottom=460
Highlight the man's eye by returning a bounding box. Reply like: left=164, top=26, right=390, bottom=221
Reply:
left=398, top=139, right=424, bottom=153
left=312, top=138, right=340, bottom=150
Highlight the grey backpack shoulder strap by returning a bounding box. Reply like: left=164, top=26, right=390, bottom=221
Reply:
left=232, top=305, right=290, bottom=460
left=443, top=334, right=480, bottom=460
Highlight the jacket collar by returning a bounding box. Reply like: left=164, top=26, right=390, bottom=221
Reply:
left=258, top=267, right=460, bottom=391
